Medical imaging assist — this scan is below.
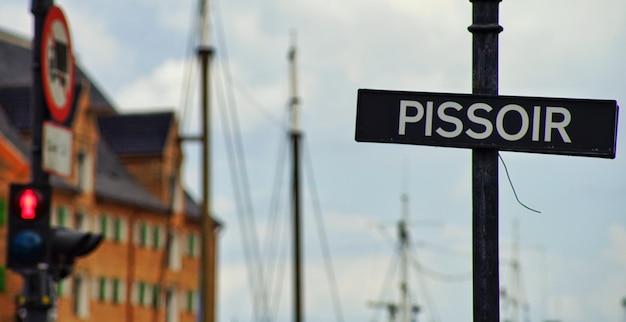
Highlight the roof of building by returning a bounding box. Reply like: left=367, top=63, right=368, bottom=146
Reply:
left=0, top=84, right=82, bottom=131
left=98, top=112, right=174, bottom=155
left=96, top=139, right=168, bottom=212
left=0, top=85, right=31, bottom=131
left=0, top=27, right=116, bottom=114
left=0, top=97, right=30, bottom=157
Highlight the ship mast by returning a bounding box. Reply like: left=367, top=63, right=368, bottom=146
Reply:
left=368, top=191, right=421, bottom=322
left=288, top=31, right=304, bottom=322
left=198, top=0, right=217, bottom=322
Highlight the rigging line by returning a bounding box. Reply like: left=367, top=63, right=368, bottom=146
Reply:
left=302, top=138, right=345, bottom=322
left=518, top=265, right=531, bottom=322
left=414, top=239, right=472, bottom=258
left=407, top=247, right=472, bottom=283
left=498, top=153, right=541, bottom=214
left=372, top=223, right=398, bottom=248
left=268, top=202, right=289, bottom=322
left=179, top=0, right=201, bottom=132
left=368, top=245, right=401, bottom=322
left=213, top=1, right=271, bottom=320
left=267, top=210, right=287, bottom=321
left=231, top=76, right=287, bottom=129
left=264, top=117, right=290, bottom=320
left=214, top=59, right=264, bottom=322
left=410, top=246, right=442, bottom=322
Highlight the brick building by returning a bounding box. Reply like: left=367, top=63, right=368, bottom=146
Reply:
left=0, top=29, right=221, bottom=322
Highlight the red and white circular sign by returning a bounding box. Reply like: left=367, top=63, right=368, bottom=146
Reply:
left=41, top=6, right=75, bottom=124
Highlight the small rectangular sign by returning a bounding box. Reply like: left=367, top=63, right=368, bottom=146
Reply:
left=355, top=89, right=619, bottom=158
left=43, top=121, right=73, bottom=177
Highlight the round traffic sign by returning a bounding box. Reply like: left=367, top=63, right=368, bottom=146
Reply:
left=41, top=6, right=75, bottom=124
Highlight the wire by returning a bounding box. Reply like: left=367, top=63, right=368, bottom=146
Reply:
left=264, top=114, right=289, bottom=321
left=179, top=0, right=201, bottom=133
left=410, top=246, right=442, bottom=322
left=408, top=249, right=472, bottom=283
left=303, top=138, right=345, bottom=322
left=498, top=153, right=541, bottom=214
left=213, top=0, right=271, bottom=319
left=368, top=248, right=400, bottom=322
left=231, top=76, right=287, bottom=129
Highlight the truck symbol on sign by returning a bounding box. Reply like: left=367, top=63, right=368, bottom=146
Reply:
left=48, top=40, right=68, bottom=87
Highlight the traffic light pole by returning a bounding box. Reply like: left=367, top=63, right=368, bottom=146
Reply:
left=30, top=0, right=52, bottom=185
left=21, top=1, right=54, bottom=321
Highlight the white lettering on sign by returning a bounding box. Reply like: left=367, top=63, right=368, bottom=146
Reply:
left=398, top=100, right=572, bottom=143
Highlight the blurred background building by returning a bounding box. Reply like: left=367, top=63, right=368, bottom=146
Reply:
left=0, top=28, right=220, bottom=322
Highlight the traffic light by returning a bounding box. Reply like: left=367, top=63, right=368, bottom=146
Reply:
left=50, top=227, right=102, bottom=281
left=7, top=184, right=52, bottom=272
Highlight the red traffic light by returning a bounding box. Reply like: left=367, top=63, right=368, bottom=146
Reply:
left=7, top=184, right=52, bottom=272
left=20, top=189, right=39, bottom=219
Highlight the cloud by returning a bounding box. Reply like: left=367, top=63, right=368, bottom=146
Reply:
left=0, top=3, right=30, bottom=37
left=116, top=58, right=185, bottom=110
left=605, top=224, right=626, bottom=265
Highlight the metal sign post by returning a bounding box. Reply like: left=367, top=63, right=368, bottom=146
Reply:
left=468, top=1, right=502, bottom=321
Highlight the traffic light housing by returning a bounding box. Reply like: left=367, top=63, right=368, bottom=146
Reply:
left=7, top=183, right=103, bottom=280
left=7, top=184, right=52, bottom=272
left=50, top=227, right=102, bottom=281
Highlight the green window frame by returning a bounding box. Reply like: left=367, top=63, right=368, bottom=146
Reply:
left=186, top=290, right=195, bottom=313
left=138, top=282, right=146, bottom=306
left=56, top=280, right=65, bottom=296
left=114, top=218, right=123, bottom=242
left=152, top=226, right=161, bottom=249
left=0, top=266, right=6, bottom=293
left=98, top=277, right=108, bottom=301
left=187, top=233, right=196, bottom=257
left=99, top=215, right=109, bottom=239
left=56, top=206, right=68, bottom=227
left=151, top=284, right=160, bottom=308
left=0, top=199, right=6, bottom=227
left=139, top=223, right=148, bottom=247
left=112, top=279, right=120, bottom=303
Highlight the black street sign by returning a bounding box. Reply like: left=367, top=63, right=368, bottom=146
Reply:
left=356, top=89, right=619, bottom=158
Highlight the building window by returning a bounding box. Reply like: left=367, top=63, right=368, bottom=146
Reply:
left=75, top=211, right=88, bottom=232
left=77, top=150, right=93, bottom=193
left=0, top=199, right=6, bottom=227
left=112, top=278, right=125, bottom=304
left=186, top=233, right=198, bottom=258
left=151, top=284, right=160, bottom=309
left=166, top=287, right=179, bottom=322
left=98, top=215, right=110, bottom=239
left=56, top=278, right=72, bottom=298
left=113, top=218, right=126, bottom=243
left=97, top=277, right=110, bottom=302
left=0, top=266, right=6, bottom=293
left=168, top=231, right=181, bottom=271
left=153, top=226, right=162, bottom=249
left=133, top=281, right=148, bottom=306
left=73, top=275, right=89, bottom=318
left=55, top=206, right=70, bottom=227
left=138, top=222, right=149, bottom=247
left=186, top=290, right=197, bottom=313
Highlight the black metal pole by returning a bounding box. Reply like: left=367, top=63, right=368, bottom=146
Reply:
left=31, top=0, right=52, bottom=185
left=468, top=0, right=502, bottom=321
left=288, top=37, right=303, bottom=322
left=291, top=129, right=303, bottom=322
left=24, top=1, right=53, bottom=321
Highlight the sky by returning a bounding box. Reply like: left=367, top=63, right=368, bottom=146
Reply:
left=2, top=0, right=626, bottom=321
